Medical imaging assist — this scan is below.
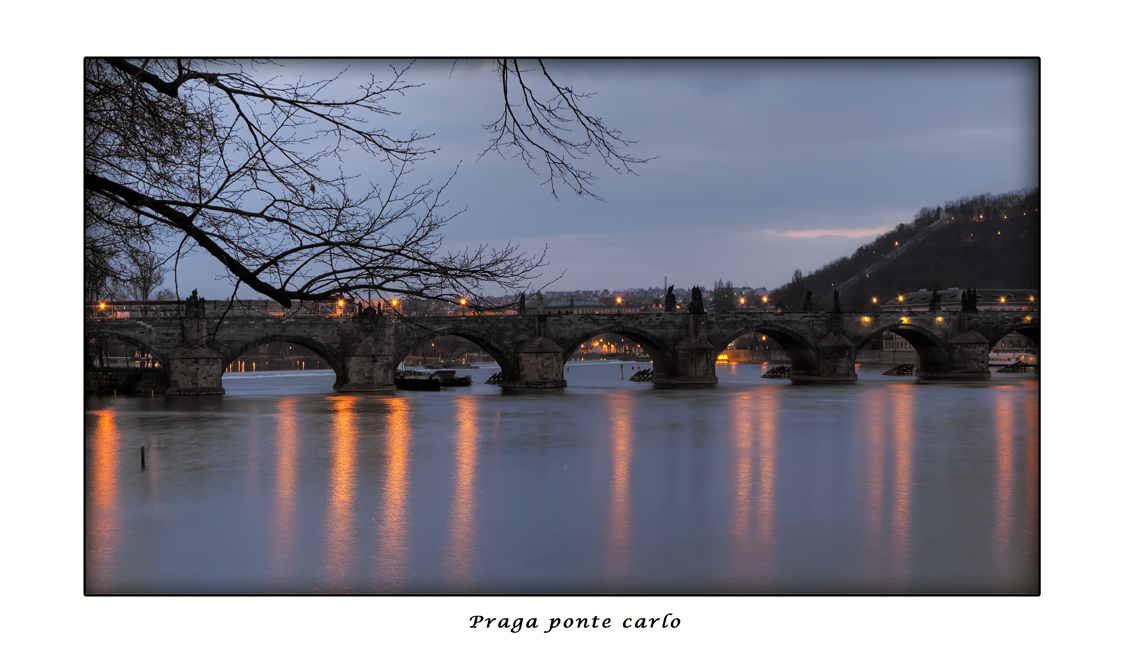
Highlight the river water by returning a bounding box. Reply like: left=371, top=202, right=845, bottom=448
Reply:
left=84, top=361, right=1038, bottom=594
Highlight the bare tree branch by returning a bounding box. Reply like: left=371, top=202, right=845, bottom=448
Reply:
left=85, top=58, right=647, bottom=307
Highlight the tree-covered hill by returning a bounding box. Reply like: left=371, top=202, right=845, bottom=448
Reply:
left=771, top=189, right=1040, bottom=311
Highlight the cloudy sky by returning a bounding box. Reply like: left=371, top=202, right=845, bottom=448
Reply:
left=171, top=58, right=1039, bottom=298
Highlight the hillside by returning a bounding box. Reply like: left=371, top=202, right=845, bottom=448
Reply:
left=771, top=189, right=1040, bottom=311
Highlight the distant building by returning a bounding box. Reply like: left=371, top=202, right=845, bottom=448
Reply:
left=538, top=296, right=645, bottom=314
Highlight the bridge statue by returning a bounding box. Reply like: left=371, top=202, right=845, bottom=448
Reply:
left=184, top=289, right=205, bottom=319
left=928, top=290, right=941, bottom=311
left=664, top=285, right=676, bottom=312
left=833, top=289, right=840, bottom=313
left=688, top=286, right=705, bottom=314
left=803, top=291, right=813, bottom=311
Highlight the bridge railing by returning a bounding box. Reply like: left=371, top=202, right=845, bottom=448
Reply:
left=85, top=300, right=359, bottom=320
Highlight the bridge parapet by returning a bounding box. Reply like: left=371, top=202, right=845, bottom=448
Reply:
left=85, top=307, right=1038, bottom=393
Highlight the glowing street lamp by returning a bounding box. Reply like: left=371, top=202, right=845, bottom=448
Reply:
left=739, top=297, right=746, bottom=306
left=762, top=295, right=769, bottom=312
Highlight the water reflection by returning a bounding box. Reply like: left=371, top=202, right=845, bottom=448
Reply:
left=246, top=407, right=260, bottom=509
left=446, top=396, right=480, bottom=586
left=727, top=389, right=778, bottom=586
left=87, top=408, right=119, bottom=592
left=375, top=397, right=411, bottom=590
left=605, top=392, right=634, bottom=585
left=757, top=389, right=778, bottom=571
left=993, top=389, right=1015, bottom=578
left=730, top=393, right=754, bottom=584
left=271, top=398, right=299, bottom=586
left=890, top=385, right=915, bottom=587
left=863, top=393, right=886, bottom=571
left=323, top=395, right=359, bottom=591
left=1025, top=389, right=1039, bottom=571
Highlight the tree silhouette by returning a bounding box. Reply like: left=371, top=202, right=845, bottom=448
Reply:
left=85, top=59, right=647, bottom=307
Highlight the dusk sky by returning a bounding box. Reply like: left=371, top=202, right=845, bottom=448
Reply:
left=174, top=58, right=1039, bottom=300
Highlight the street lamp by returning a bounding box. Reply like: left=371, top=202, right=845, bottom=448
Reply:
left=460, top=297, right=467, bottom=315
left=762, top=295, right=769, bottom=312
left=616, top=296, right=622, bottom=314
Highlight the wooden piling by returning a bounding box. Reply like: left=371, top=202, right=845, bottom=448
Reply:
left=141, top=445, right=146, bottom=470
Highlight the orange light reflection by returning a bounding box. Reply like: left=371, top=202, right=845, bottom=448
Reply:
left=994, top=389, right=1015, bottom=577
left=271, top=398, right=299, bottom=586
left=87, top=408, right=120, bottom=592
left=889, top=385, right=914, bottom=587
left=1025, top=388, right=1039, bottom=570
left=375, top=397, right=412, bottom=590
left=605, top=393, right=634, bottom=585
left=864, top=393, right=886, bottom=571
left=323, top=395, right=359, bottom=590
left=446, top=396, right=480, bottom=586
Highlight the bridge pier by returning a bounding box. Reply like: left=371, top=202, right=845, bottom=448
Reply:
left=917, top=330, right=991, bottom=381
left=336, top=354, right=396, bottom=391
left=503, top=336, right=567, bottom=389
left=166, top=345, right=225, bottom=395
left=652, top=339, right=717, bottom=386
left=336, top=317, right=396, bottom=392
left=790, top=333, right=858, bottom=383
left=166, top=316, right=225, bottom=395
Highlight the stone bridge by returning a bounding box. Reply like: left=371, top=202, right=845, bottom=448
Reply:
left=85, top=302, right=1039, bottom=395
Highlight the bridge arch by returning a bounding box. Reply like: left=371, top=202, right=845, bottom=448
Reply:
left=392, top=326, right=518, bottom=380
left=558, top=325, right=677, bottom=378
left=855, top=323, right=952, bottom=372
left=987, top=323, right=1040, bottom=349
left=715, top=323, right=820, bottom=376
left=86, top=330, right=169, bottom=369
left=220, top=334, right=346, bottom=386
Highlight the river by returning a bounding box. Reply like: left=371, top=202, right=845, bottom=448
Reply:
left=84, top=361, right=1038, bottom=594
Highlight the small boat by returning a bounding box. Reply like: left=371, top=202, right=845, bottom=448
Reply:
left=431, top=369, right=473, bottom=387
left=394, top=370, right=442, bottom=391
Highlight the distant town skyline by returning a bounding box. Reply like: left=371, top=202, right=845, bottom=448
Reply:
left=160, top=59, right=1039, bottom=300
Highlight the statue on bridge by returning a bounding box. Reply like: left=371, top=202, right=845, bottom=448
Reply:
left=664, top=285, right=676, bottom=312
left=803, top=291, right=813, bottom=311
left=688, top=286, right=705, bottom=314
left=959, top=288, right=979, bottom=312
left=833, top=289, right=840, bottom=313
left=184, top=289, right=205, bottom=319
left=519, top=293, right=526, bottom=315
left=928, top=290, right=942, bottom=311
